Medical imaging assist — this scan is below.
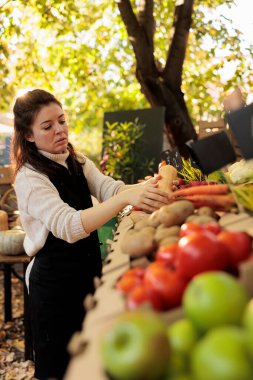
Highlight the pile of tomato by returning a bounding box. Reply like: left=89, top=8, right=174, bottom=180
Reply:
left=116, top=223, right=253, bottom=312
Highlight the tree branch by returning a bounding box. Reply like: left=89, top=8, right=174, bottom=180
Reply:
left=0, top=0, right=12, bottom=10
left=163, top=0, right=194, bottom=90
left=116, top=0, right=157, bottom=78
left=137, top=0, right=155, bottom=52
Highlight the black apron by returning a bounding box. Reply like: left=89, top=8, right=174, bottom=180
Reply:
left=29, top=157, right=102, bottom=380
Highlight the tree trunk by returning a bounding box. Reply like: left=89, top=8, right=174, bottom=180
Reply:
left=116, top=0, right=198, bottom=157
left=136, top=70, right=197, bottom=155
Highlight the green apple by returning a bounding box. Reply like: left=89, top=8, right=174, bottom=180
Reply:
left=183, top=271, right=249, bottom=332
left=191, top=326, right=253, bottom=380
left=167, top=318, right=199, bottom=356
left=242, top=298, right=253, bottom=358
left=164, top=371, right=192, bottom=380
left=166, top=319, right=199, bottom=379
left=165, top=351, right=188, bottom=379
left=100, top=310, right=170, bottom=380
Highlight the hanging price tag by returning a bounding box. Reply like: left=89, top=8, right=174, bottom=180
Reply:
left=161, top=147, right=184, bottom=171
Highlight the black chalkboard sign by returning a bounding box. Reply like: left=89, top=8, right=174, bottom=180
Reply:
left=226, top=103, right=253, bottom=159
left=161, top=147, right=184, bottom=171
left=186, top=131, right=236, bottom=175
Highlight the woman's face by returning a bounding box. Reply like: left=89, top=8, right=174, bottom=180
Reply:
left=26, top=102, right=69, bottom=154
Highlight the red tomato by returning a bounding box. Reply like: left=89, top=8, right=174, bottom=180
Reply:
left=126, top=284, right=149, bottom=310
left=116, top=267, right=145, bottom=294
left=217, top=230, right=252, bottom=267
left=180, top=222, right=221, bottom=238
left=122, top=267, right=146, bottom=279
left=116, top=276, right=141, bottom=294
left=155, top=243, right=179, bottom=268
left=204, top=222, right=222, bottom=235
left=180, top=223, right=203, bottom=237
left=126, top=283, right=165, bottom=311
left=177, top=231, right=229, bottom=280
left=144, top=262, right=188, bottom=310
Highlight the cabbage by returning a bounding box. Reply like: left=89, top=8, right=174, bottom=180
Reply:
left=227, top=159, right=253, bottom=184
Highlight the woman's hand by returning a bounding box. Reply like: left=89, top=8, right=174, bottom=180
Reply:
left=121, top=176, right=170, bottom=213
left=81, top=175, right=170, bottom=233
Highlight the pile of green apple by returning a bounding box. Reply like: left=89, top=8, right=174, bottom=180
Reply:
left=100, top=271, right=253, bottom=380
left=167, top=271, right=253, bottom=380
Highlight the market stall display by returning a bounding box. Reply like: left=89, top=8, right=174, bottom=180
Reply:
left=65, top=158, right=253, bottom=380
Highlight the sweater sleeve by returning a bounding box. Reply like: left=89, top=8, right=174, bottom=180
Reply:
left=15, top=167, right=89, bottom=245
left=81, top=155, right=125, bottom=202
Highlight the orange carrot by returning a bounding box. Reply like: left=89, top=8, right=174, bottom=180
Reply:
left=173, top=184, right=229, bottom=197
left=175, top=194, right=235, bottom=210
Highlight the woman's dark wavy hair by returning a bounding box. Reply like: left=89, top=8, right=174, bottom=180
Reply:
left=11, top=89, right=79, bottom=177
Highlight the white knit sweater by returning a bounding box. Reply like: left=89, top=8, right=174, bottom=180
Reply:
left=14, top=150, right=124, bottom=257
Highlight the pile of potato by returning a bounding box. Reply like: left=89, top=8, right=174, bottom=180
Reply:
left=121, top=200, right=219, bottom=259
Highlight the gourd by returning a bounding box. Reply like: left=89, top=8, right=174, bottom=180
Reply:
left=0, top=228, right=26, bottom=255
left=0, top=187, right=20, bottom=229
left=0, top=210, right=9, bottom=231
left=157, top=164, right=178, bottom=196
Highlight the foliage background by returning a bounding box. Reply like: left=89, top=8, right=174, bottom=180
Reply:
left=0, top=0, right=252, bottom=163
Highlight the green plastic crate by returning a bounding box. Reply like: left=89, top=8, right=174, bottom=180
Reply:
left=97, top=217, right=117, bottom=260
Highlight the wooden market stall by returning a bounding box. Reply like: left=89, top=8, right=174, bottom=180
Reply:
left=65, top=205, right=253, bottom=380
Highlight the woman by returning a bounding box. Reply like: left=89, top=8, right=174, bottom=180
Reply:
left=11, top=89, right=169, bottom=380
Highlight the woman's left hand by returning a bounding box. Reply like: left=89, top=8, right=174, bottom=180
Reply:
left=122, top=175, right=170, bottom=213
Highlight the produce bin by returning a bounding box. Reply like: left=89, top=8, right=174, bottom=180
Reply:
left=98, top=217, right=117, bottom=260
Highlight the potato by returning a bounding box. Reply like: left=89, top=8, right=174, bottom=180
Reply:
left=185, top=214, right=217, bottom=225
left=158, top=200, right=194, bottom=227
left=197, top=206, right=218, bottom=219
left=156, top=223, right=167, bottom=230
left=122, top=229, right=137, bottom=238
left=130, top=256, right=151, bottom=268
left=148, top=210, right=162, bottom=228
left=140, top=226, right=156, bottom=235
left=158, top=235, right=179, bottom=247
left=185, top=213, right=199, bottom=222
left=120, top=231, right=157, bottom=258
left=168, top=200, right=195, bottom=215
left=130, top=211, right=149, bottom=224
left=134, top=219, right=150, bottom=230
left=154, top=226, right=180, bottom=243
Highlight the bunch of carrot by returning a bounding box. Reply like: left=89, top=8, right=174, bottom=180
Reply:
left=171, top=183, right=236, bottom=211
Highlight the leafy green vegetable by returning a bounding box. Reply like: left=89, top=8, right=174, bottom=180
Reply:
left=207, top=170, right=228, bottom=184
left=178, top=158, right=205, bottom=182
left=230, top=183, right=253, bottom=212
left=227, top=159, right=253, bottom=184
